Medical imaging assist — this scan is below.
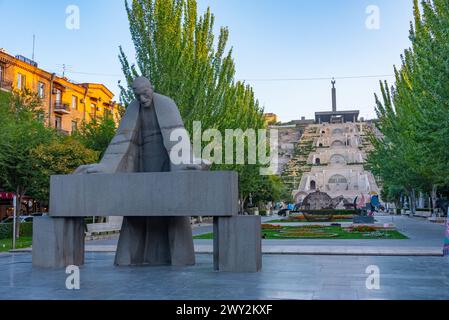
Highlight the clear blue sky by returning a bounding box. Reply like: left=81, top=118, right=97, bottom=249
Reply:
left=0, top=0, right=414, bottom=121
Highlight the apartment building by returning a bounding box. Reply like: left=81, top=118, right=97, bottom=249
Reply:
left=0, top=49, right=122, bottom=135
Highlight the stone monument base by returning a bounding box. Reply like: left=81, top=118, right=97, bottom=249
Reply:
left=114, top=216, right=195, bottom=267
left=32, top=216, right=85, bottom=268
left=214, top=216, right=262, bottom=272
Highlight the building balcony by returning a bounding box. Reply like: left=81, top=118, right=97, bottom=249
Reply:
left=54, top=102, right=71, bottom=114
left=0, top=79, right=13, bottom=91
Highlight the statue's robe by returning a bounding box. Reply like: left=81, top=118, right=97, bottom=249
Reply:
left=98, top=94, right=195, bottom=266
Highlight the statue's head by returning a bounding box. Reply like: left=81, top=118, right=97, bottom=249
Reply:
left=132, top=76, right=154, bottom=108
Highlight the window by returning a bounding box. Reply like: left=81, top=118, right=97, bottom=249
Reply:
left=71, top=121, right=77, bottom=133
left=331, top=140, right=344, bottom=147
left=71, top=95, right=78, bottom=111
left=91, top=104, right=97, bottom=118
left=55, top=116, right=62, bottom=130
left=0, top=65, right=4, bottom=81
left=55, top=89, right=62, bottom=103
left=330, top=154, right=346, bottom=165
left=332, top=128, right=343, bottom=135
left=17, top=73, right=26, bottom=89
left=38, top=82, right=45, bottom=99
left=328, top=175, right=348, bottom=184
left=104, top=109, right=112, bottom=119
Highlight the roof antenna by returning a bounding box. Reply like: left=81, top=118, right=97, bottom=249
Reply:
left=32, top=34, right=36, bottom=61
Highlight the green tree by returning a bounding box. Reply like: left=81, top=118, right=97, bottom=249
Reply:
left=74, top=115, right=117, bottom=160
left=29, top=137, right=99, bottom=203
left=367, top=0, right=449, bottom=214
left=0, top=90, right=53, bottom=237
left=119, top=0, right=276, bottom=210
left=0, top=89, right=100, bottom=236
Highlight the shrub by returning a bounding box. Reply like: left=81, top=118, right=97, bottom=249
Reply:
left=0, top=222, right=33, bottom=240
left=20, top=222, right=33, bottom=237
left=303, top=214, right=334, bottom=222
left=333, top=215, right=354, bottom=220
left=301, top=209, right=356, bottom=215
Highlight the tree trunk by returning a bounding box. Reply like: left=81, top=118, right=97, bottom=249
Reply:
left=409, top=189, right=417, bottom=216
left=431, top=185, right=438, bottom=216
left=239, top=195, right=247, bottom=215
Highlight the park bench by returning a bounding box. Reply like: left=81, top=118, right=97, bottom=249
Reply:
left=32, top=171, right=261, bottom=272
left=428, top=217, right=447, bottom=224
left=414, top=211, right=432, bottom=218
left=85, top=222, right=122, bottom=237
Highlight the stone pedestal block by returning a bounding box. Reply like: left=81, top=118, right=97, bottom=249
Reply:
left=213, top=216, right=262, bottom=272
left=114, top=217, right=195, bottom=267
left=32, top=216, right=85, bottom=268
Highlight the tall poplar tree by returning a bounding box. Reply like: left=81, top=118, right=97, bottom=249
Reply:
left=119, top=0, right=285, bottom=209
left=368, top=0, right=449, bottom=213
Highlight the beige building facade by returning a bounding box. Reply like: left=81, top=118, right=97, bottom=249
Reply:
left=293, top=122, right=380, bottom=203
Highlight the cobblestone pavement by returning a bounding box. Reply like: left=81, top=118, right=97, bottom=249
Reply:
left=1, top=252, right=449, bottom=300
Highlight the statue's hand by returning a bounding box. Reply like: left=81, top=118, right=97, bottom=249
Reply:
left=74, top=163, right=112, bottom=175
left=178, top=158, right=211, bottom=171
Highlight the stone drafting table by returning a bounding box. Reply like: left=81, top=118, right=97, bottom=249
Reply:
left=32, top=171, right=261, bottom=272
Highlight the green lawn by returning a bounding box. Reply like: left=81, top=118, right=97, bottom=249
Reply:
left=0, top=237, right=33, bottom=253
left=194, top=226, right=408, bottom=240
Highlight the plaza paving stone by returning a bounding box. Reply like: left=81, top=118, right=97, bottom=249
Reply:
left=79, top=216, right=446, bottom=256
left=0, top=252, right=449, bottom=300
left=2, top=215, right=447, bottom=300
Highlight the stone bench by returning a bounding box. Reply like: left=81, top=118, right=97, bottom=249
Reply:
left=86, top=223, right=121, bottom=235
left=415, top=211, right=432, bottom=218
left=32, top=171, right=261, bottom=272
left=428, top=217, right=447, bottom=224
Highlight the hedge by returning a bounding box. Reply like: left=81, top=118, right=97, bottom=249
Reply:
left=300, top=209, right=356, bottom=215
left=0, top=222, right=33, bottom=240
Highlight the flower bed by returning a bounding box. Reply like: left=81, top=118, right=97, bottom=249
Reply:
left=302, top=209, right=356, bottom=215
left=195, top=225, right=408, bottom=240
left=350, top=225, right=377, bottom=232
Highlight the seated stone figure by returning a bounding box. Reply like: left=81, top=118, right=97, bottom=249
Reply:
left=75, top=76, right=206, bottom=266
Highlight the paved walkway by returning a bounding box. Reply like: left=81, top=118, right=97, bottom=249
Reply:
left=81, top=216, right=446, bottom=256
left=1, top=252, right=448, bottom=300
